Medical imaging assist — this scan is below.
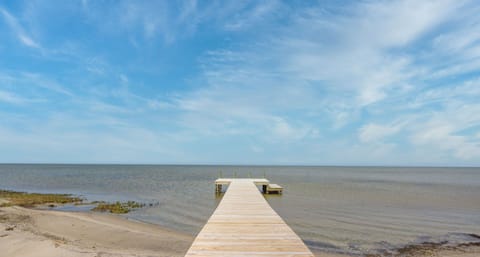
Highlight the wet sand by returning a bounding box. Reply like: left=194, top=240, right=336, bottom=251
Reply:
left=0, top=206, right=193, bottom=257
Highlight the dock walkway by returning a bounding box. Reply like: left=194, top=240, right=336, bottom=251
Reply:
left=184, top=178, right=313, bottom=257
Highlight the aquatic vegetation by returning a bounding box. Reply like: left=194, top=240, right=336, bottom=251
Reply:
left=0, top=189, right=145, bottom=214
left=0, top=190, right=83, bottom=207
left=91, top=201, right=145, bottom=214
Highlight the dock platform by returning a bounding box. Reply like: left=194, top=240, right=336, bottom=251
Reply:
left=185, top=178, right=313, bottom=257
left=266, top=183, right=283, bottom=194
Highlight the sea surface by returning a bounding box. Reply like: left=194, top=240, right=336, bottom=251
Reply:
left=1, top=164, right=480, bottom=255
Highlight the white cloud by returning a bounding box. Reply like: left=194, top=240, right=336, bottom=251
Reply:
left=87, top=100, right=132, bottom=114
left=350, top=0, right=457, bottom=48
left=358, top=123, right=403, bottom=143
left=408, top=77, right=480, bottom=109
left=84, top=56, right=108, bottom=75
left=431, top=2, right=480, bottom=57
left=185, top=1, right=460, bottom=124
left=270, top=117, right=313, bottom=142
left=170, top=0, right=475, bottom=149
left=179, top=0, right=468, bottom=148
left=22, top=73, right=73, bottom=96
left=0, top=90, right=28, bottom=105
left=79, top=1, right=171, bottom=42
left=430, top=58, right=480, bottom=79
left=278, top=0, right=461, bottom=106
left=223, top=1, right=281, bottom=31
left=0, top=7, right=40, bottom=48
left=412, top=125, right=480, bottom=160
left=0, top=71, right=72, bottom=97
left=77, top=1, right=287, bottom=44
left=2, top=1, right=480, bottom=165
left=18, top=34, right=39, bottom=48
left=409, top=103, right=480, bottom=160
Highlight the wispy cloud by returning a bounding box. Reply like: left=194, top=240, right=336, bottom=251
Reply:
left=0, top=71, right=72, bottom=97
left=410, top=103, right=480, bottom=160
left=180, top=0, right=446, bottom=130
left=276, top=0, right=461, bottom=105
left=170, top=0, right=480, bottom=163
left=223, top=1, right=282, bottom=31
left=358, top=123, right=404, bottom=143
left=0, top=90, right=28, bottom=105
left=22, top=73, right=73, bottom=96
left=0, top=7, right=40, bottom=48
left=1, top=0, right=480, bottom=164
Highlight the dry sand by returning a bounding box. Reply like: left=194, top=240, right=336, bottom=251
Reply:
left=0, top=206, right=193, bottom=257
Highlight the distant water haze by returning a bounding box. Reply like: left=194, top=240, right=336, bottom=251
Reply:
left=1, top=164, right=479, bottom=255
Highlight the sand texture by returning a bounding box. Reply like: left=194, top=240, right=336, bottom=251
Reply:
left=0, top=206, right=193, bottom=257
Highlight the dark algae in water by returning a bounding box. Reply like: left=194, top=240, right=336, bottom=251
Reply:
left=91, top=201, right=145, bottom=214
left=0, top=189, right=82, bottom=207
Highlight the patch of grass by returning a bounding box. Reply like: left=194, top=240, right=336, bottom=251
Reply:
left=91, top=201, right=145, bottom=214
left=0, top=190, right=83, bottom=208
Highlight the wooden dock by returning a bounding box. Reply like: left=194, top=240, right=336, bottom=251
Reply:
left=185, top=178, right=313, bottom=257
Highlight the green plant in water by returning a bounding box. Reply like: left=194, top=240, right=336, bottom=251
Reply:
left=91, top=201, right=145, bottom=214
left=0, top=190, right=83, bottom=207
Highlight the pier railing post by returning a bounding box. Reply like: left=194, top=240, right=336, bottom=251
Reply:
left=215, top=184, right=222, bottom=194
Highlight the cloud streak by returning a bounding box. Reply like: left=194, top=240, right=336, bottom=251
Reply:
left=171, top=0, right=480, bottom=163
left=0, top=7, right=40, bottom=48
left=0, top=0, right=480, bottom=165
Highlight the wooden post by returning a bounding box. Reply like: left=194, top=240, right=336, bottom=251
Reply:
left=216, top=184, right=222, bottom=194
left=262, top=185, right=267, bottom=194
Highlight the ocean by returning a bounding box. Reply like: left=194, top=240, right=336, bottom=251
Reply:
left=1, top=164, right=479, bottom=255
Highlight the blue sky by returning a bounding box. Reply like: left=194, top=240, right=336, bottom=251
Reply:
left=1, top=0, right=479, bottom=165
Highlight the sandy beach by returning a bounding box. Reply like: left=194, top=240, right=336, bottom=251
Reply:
left=1, top=205, right=480, bottom=257
left=0, top=206, right=193, bottom=257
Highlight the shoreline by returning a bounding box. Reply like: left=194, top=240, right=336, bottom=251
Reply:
left=2, top=206, right=479, bottom=257
left=1, top=193, right=480, bottom=257
left=0, top=206, right=193, bottom=257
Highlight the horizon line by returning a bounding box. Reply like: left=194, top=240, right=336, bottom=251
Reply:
left=0, top=162, right=479, bottom=168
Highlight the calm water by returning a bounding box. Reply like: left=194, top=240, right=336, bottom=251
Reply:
left=1, top=164, right=479, bottom=255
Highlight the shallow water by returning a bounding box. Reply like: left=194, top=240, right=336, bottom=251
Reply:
left=1, top=164, right=479, bottom=255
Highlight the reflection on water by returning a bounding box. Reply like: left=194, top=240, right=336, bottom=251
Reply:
left=1, top=164, right=479, bottom=255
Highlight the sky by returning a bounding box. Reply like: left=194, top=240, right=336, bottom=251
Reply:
left=0, top=0, right=479, bottom=166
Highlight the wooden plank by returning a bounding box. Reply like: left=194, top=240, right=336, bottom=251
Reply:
left=185, top=179, right=313, bottom=257
left=266, top=183, right=283, bottom=194
left=267, top=184, right=283, bottom=189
